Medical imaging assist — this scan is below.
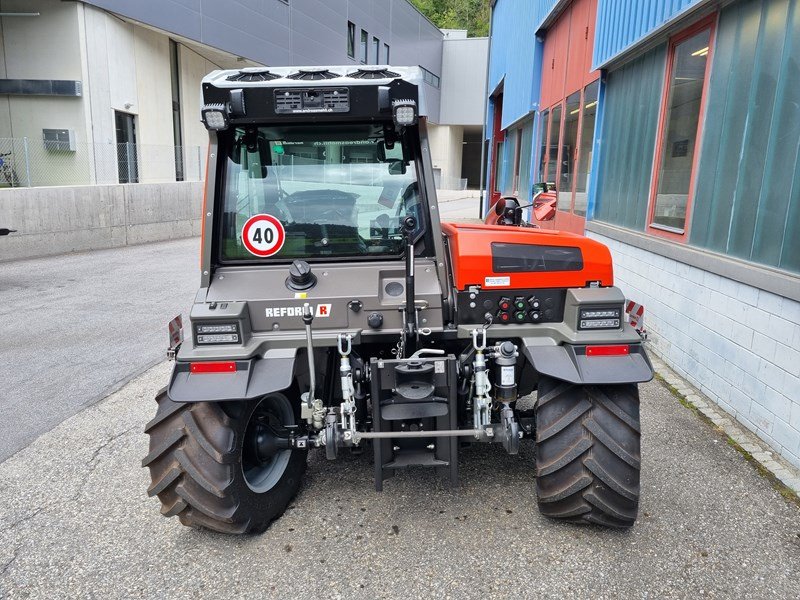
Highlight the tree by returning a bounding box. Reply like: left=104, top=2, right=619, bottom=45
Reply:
left=409, top=0, right=490, bottom=37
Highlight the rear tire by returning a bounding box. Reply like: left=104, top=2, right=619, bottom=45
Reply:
left=534, top=377, right=641, bottom=528
left=142, top=389, right=307, bottom=534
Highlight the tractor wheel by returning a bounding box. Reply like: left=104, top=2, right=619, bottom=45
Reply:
left=534, top=377, right=640, bottom=528
left=142, top=388, right=307, bottom=534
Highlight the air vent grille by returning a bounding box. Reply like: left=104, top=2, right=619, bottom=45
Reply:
left=274, top=88, right=350, bottom=114
left=287, top=69, right=339, bottom=81
left=226, top=69, right=279, bottom=82
left=348, top=68, right=400, bottom=80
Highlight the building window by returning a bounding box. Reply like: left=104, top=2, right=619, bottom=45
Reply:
left=421, top=67, right=440, bottom=88
left=373, top=37, right=380, bottom=64
left=649, top=23, right=713, bottom=237
left=558, top=91, right=581, bottom=211
left=360, top=29, right=368, bottom=63
left=384, top=43, right=390, bottom=64
left=347, top=22, right=355, bottom=58
left=545, top=104, right=562, bottom=185
left=537, top=109, right=549, bottom=181
left=574, top=80, right=599, bottom=216
left=511, top=129, right=522, bottom=194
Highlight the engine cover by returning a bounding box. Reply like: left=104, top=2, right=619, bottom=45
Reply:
left=441, top=222, right=614, bottom=292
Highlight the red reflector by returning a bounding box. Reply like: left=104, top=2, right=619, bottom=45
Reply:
left=586, top=345, right=630, bottom=357
left=190, top=361, right=237, bottom=374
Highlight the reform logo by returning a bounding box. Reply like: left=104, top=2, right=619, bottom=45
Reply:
left=265, top=304, right=332, bottom=318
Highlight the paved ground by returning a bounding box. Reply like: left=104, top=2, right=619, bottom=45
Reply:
left=437, top=190, right=482, bottom=221
left=0, top=239, right=198, bottom=461
left=1, top=361, right=798, bottom=599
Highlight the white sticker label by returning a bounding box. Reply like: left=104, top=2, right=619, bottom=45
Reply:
left=484, top=276, right=511, bottom=287
left=501, top=366, right=516, bottom=386
left=315, top=304, right=332, bottom=318
left=242, top=214, right=286, bottom=257
left=434, top=360, right=445, bottom=374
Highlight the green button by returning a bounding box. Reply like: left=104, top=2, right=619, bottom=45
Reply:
left=514, top=311, right=526, bottom=321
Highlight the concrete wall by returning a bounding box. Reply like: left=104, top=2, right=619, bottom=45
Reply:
left=589, top=231, right=800, bottom=470
left=428, top=123, right=464, bottom=190
left=0, top=182, right=202, bottom=261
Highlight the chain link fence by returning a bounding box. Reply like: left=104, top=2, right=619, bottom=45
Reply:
left=0, top=137, right=206, bottom=188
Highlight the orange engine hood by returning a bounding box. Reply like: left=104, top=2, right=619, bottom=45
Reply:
left=441, top=222, right=614, bottom=291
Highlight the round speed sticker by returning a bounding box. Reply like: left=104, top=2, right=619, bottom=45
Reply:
left=241, top=214, right=286, bottom=257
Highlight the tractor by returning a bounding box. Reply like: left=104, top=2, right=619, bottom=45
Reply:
left=142, top=66, right=653, bottom=534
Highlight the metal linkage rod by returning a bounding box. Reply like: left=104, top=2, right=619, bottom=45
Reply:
left=354, top=429, right=484, bottom=440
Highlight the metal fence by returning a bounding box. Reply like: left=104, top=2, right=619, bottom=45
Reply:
left=0, top=137, right=206, bottom=188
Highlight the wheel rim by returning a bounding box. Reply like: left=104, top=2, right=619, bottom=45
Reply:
left=241, top=394, right=294, bottom=493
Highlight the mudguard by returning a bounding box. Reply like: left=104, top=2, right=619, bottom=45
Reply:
left=167, top=348, right=297, bottom=402
left=522, top=342, right=654, bottom=385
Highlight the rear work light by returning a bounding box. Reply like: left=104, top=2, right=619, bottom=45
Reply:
left=201, top=103, right=229, bottom=130
left=392, top=99, right=418, bottom=126
left=578, top=306, right=622, bottom=330
left=194, top=322, right=241, bottom=344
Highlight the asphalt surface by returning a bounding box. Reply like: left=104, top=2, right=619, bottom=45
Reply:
left=1, top=362, right=798, bottom=598
left=0, top=239, right=199, bottom=461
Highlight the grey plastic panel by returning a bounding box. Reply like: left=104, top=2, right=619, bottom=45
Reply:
left=521, top=343, right=653, bottom=385
left=167, top=348, right=298, bottom=402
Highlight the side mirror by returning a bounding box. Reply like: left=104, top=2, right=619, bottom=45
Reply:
left=532, top=181, right=549, bottom=194
left=533, top=192, right=557, bottom=222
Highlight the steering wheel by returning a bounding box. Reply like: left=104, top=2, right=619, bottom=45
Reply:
left=313, top=207, right=351, bottom=224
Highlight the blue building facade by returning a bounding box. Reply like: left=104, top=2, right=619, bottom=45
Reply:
left=485, top=0, right=800, bottom=469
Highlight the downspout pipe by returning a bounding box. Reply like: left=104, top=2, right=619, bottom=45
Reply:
left=478, top=1, right=496, bottom=218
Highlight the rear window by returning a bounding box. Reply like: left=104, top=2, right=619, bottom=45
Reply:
left=217, top=123, right=423, bottom=262
left=491, top=243, right=583, bottom=272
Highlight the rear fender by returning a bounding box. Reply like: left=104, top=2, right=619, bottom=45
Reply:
left=521, top=342, right=653, bottom=386
left=167, top=348, right=297, bottom=402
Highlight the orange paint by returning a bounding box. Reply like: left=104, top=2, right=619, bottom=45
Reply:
left=441, top=221, right=614, bottom=291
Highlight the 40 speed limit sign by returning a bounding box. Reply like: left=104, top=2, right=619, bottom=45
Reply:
left=241, top=214, right=286, bottom=257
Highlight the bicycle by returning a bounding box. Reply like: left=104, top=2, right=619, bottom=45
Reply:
left=0, top=151, right=22, bottom=187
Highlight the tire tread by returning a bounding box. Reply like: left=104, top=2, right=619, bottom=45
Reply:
left=535, top=379, right=641, bottom=528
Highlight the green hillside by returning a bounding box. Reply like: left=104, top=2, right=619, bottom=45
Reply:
left=409, top=0, right=491, bottom=37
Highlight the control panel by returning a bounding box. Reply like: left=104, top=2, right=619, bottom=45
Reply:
left=455, top=289, right=566, bottom=325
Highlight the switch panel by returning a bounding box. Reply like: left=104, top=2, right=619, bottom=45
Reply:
left=456, top=289, right=566, bottom=325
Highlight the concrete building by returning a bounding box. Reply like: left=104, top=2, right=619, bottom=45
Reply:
left=485, top=0, right=800, bottom=469
left=0, top=0, right=486, bottom=190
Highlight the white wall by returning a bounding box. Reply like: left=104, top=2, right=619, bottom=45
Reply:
left=178, top=44, right=221, bottom=180
left=439, top=36, right=488, bottom=126
left=83, top=5, right=138, bottom=183
left=0, top=2, right=216, bottom=186
left=428, top=123, right=464, bottom=190
left=590, top=232, right=800, bottom=470
left=0, top=0, right=91, bottom=185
